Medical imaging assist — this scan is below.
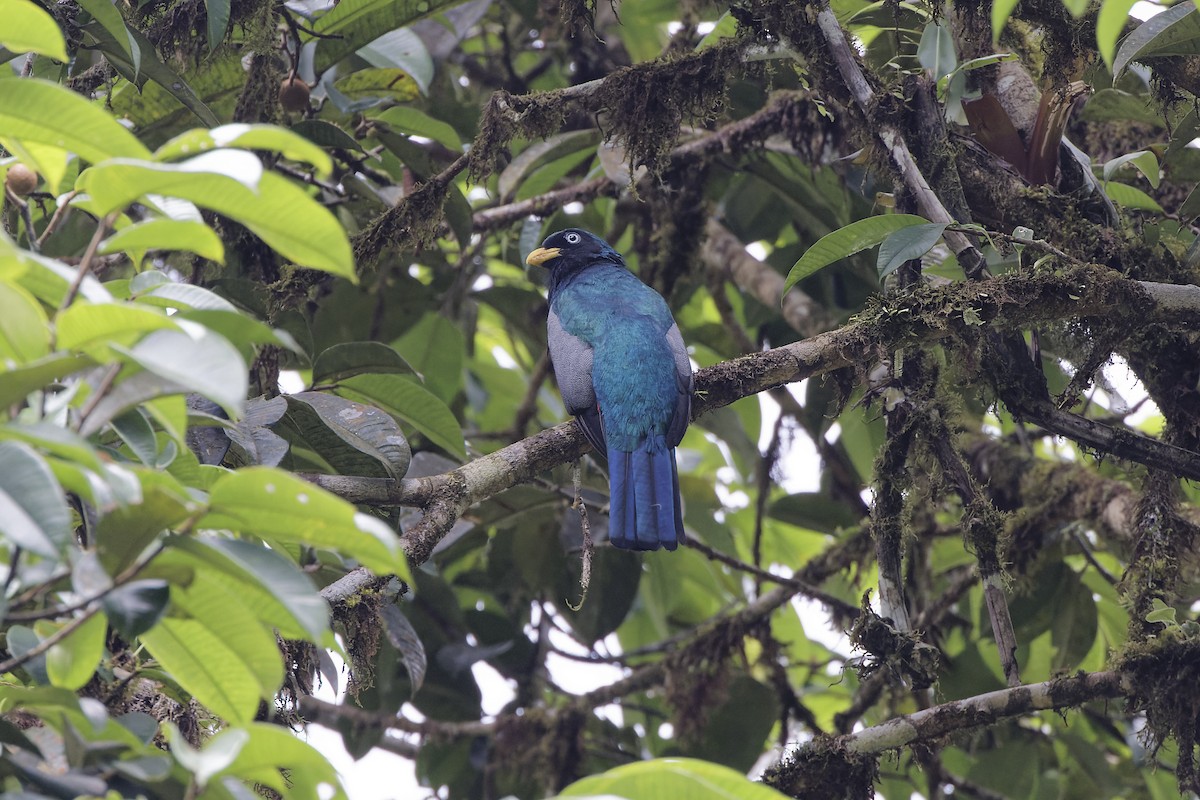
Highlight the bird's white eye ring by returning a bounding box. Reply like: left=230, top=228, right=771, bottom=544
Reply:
left=565, top=232, right=581, bottom=243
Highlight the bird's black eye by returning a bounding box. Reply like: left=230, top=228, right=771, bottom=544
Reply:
left=564, top=232, right=581, bottom=244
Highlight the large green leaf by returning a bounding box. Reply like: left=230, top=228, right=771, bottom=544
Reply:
left=877, top=222, right=949, bottom=278
left=556, top=758, right=792, bottom=799
left=204, top=0, right=230, bottom=51
left=312, top=341, right=415, bottom=384
left=0, top=353, right=97, bottom=408
left=0, top=79, right=150, bottom=163
left=991, top=0, right=1020, bottom=44
left=0, top=0, right=68, bottom=60
left=103, top=580, right=170, bottom=639
left=169, top=577, right=284, bottom=700
left=783, top=214, right=932, bottom=294
left=99, top=219, right=225, bottom=263
left=1097, top=0, right=1139, bottom=67
left=140, top=617, right=261, bottom=723
left=283, top=391, right=413, bottom=479
left=76, top=155, right=355, bottom=277
left=391, top=312, right=465, bottom=403
left=116, top=328, right=248, bottom=418
left=155, top=124, right=333, bottom=177
left=0, top=441, right=71, bottom=558
left=1113, top=3, right=1200, bottom=78
left=101, top=25, right=224, bottom=129
left=199, top=467, right=410, bottom=580
left=55, top=302, right=179, bottom=353
left=374, top=106, right=463, bottom=151
left=0, top=281, right=50, bottom=363
left=165, top=536, right=330, bottom=642
left=310, top=0, right=466, bottom=73
left=212, top=723, right=348, bottom=800
left=43, top=612, right=108, bottom=691
left=77, top=0, right=140, bottom=76
left=337, top=374, right=465, bottom=460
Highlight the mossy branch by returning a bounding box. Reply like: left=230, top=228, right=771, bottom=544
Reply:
left=305, top=266, right=1200, bottom=565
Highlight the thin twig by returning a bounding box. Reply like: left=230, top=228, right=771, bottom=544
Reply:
left=58, top=213, right=116, bottom=313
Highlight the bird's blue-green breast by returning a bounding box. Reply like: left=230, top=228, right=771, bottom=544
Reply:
left=550, top=264, right=678, bottom=452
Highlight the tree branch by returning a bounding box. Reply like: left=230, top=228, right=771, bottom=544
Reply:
left=768, top=671, right=1128, bottom=791
left=305, top=267, right=1200, bottom=563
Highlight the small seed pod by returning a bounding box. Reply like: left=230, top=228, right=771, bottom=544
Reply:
left=5, top=164, right=38, bottom=197
left=279, top=76, right=311, bottom=112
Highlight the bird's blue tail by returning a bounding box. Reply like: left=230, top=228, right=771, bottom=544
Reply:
left=608, top=436, right=683, bottom=551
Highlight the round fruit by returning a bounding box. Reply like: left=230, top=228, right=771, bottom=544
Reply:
left=279, top=76, right=310, bottom=112
left=5, top=164, right=38, bottom=197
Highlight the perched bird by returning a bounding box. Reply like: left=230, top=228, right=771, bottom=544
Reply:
left=526, top=229, right=692, bottom=551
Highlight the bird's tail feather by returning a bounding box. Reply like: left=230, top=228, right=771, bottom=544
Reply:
left=607, top=437, right=680, bottom=551
left=609, top=451, right=636, bottom=549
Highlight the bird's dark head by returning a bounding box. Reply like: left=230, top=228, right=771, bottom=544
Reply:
left=525, top=228, right=621, bottom=272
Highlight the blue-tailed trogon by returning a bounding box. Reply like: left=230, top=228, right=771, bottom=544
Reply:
left=526, top=229, right=692, bottom=551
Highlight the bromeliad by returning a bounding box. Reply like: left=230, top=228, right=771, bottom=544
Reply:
left=527, top=229, right=692, bottom=551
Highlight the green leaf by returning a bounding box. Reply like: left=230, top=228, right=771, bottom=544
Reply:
left=289, top=119, right=364, bottom=152
left=783, top=214, right=933, bottom=294
left=104, top=29, right=224, bottom=128
left=991, top=0, right=1020, bottom=43
left=0, top=441, right=71, bottom=558
left=284, top=391, right=412, bottom=479
left=140, top=617, right=261, bottom=723
left=0, top=281, right=50, bottom=363
left=338, top=374, right=465, bottom=460
left=204, top=0, right=231, bottom=51
left=0, top=353, right=96, bottom=407
left=166, top=723, right=247, bottom=788
left=169, top=576, right=284, bottom=700
left=1061, top=0, right=1088, bottom=18
left=1102, top=149, right=1160, bottom=188
left=76, top=155, right=355, bottom=277
left=556, top=757, right=792, bottom=799
left=137, top=281, right=237, bottom=312
left=313, top=341, right=416, bottom=384
left=498, top=130, right=601, bottom=200
left=1113, top=3, right=1200, bottom=78
left=1145, top=599, right=1177, bottom=625
left=0, top=422, right=105, bottom=474
left=333, top=67, right=420, bottom=102
left=0, top=79, right=150, bottom=163
left=155, top=124, right=334, bottom=178
left=391, top=312, right=464, bottom=403
left=95, top=468, right=195, bottom=574
left=1097, top=0, right=1139, bottom=67
left=55, top=302, right=178, bottom=353
left=44, top=612, right=108, bottom=691
left=380, top=603, right=426, bottom=694
left=359, top=28, right=433, bottom=93
left=0, top=0, right=69, bottom=60
left=917, top=23, right=956, bottom=78
left=199, top=467, right=410, bottom=580
left=103, top=580, right=171, bottom=639
left=77, top=0, right=141, bottom=77
left=375, top=106, right=462, bottom=151
left=877, top=222, right=949, bottom=278
left=164, top=536, right=329, bottom=642
left=1104, top=181, right=1164, bottom=212
left=117, top=328, right=248, bottom=418
left=310, top=0, right=466, bottom=74
left=99, top=219, right=225, bottom=263
left=214, top=723, right=348, bottom=799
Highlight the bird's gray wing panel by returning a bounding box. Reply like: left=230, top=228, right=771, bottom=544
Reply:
left=548, top=310, right=607, bottom=453
left=665, top=322, right=693, bottom=447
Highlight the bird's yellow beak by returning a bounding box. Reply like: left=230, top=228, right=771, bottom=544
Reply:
left=525, top=247, right=561, bottom=267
